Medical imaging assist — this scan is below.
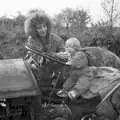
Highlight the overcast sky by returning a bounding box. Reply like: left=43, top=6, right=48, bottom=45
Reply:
left=0, top=0, right=104, bottom=22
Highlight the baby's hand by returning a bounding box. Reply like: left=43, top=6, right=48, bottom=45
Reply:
left=56, top=52, right=71, bottom=59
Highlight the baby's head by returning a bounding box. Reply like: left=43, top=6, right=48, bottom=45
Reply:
left=65, top=37, right=81, bottom=53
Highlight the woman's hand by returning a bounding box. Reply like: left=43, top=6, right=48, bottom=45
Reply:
left=56, top=52, right=71, bottom=60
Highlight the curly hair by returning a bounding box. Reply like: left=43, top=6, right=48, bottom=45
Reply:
left=65, top=37, right=81, bottom=51
left=24, top=13, right=52, bottom=40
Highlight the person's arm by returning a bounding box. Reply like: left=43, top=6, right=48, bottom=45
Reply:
left=66, top=51, right=88, bottom=69
left=55, top=52, right=71, bottom=61
left=24, top=36, right=42, bottom=66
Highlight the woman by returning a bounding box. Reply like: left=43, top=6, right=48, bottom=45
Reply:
left=24, top=12, right=65, bottom=84
left=24, top=12, right=65, bottom=120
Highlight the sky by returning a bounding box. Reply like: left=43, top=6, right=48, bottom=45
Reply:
left=0, top=0, right=104, bottom=22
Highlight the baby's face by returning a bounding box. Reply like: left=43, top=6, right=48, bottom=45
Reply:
left=65, top=47, right=76, bottom=55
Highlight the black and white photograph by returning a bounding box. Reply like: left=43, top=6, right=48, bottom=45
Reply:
left=0, top=0, right=120, bottom=120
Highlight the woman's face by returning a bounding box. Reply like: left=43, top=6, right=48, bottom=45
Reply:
left=36, top=23, right=47, bottom=37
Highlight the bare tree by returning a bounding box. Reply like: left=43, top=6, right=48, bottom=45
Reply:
left=54, top=8, right=73, bottom=36
left=54, top=8, right=90, bottom=37
left=101, top=0, right=120, bottom=31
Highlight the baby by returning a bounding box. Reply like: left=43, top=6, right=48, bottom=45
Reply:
left=56, top=37, right=88, bottom=97
left=56, top=37, right=81, bottom=62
